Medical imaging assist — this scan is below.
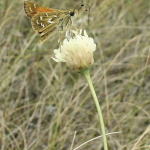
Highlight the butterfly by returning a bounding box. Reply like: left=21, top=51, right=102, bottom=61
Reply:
left=24, top=1, right=83, bottom=44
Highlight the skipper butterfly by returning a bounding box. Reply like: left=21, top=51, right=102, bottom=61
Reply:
left=24, top=1, right=83, bottom=44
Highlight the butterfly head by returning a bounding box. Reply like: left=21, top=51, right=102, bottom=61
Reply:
left=68, top=4, right=86, bottom=19
left=69, top=9, right=78, bottom=18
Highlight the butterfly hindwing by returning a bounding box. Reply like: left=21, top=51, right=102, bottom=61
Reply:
left=38, top=27, right=56, bottom=43
left=31, top=12, right=58, bottom=32
left=31, top=12, right=61, bottom=43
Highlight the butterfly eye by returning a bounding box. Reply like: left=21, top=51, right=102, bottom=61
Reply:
left=69, top=11, right=74, bottom=16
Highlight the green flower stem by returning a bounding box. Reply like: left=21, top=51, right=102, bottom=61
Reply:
left=82, top=68, right=108, bottom=150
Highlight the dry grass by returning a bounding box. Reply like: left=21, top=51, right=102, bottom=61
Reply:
left=0, top=0, right=150, bottom=149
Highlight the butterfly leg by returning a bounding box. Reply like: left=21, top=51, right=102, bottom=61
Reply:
left=57, top=27, right=63, bottom=52
left=67, top=19, right=78, bottom=38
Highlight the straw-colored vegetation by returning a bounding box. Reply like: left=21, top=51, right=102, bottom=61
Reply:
left=0, top=0, right=150, bottom=149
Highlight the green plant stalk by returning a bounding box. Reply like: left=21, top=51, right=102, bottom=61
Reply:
left=82, top=68, right=108, bottom=150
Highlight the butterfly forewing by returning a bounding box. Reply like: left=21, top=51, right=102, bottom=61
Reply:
left=24, top=1, right=40, bottom=18
left=24, top=1, right=59, bottom=18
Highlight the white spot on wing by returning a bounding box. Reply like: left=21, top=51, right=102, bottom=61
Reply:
left=48, top=18, right=54, bottom=24
left=40, top=16, right=43, bottom=20
left=36, top=20, right=39, bottom=24
left=40, top=23, right=45, bottom=27
left=29, top=7, right=32, bottom=12
left=45, top=13, right=48, bottom=16
left=53, top=15, right=57, bottom=17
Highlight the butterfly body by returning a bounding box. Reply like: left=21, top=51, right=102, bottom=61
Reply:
left=24, top=1, right=78, bottom=43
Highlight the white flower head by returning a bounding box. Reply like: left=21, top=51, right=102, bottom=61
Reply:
left=52, top=30, right=96, bottom=72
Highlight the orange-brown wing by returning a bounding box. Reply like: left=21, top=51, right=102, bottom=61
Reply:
left=24, top=1, right=60, bottom=18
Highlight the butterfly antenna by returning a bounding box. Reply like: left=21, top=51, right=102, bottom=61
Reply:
left=78, top=3, right=90, bottom=26
left=87, top=4, right=91, bottom=26
left=77, top=2, right=85, bottom=12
